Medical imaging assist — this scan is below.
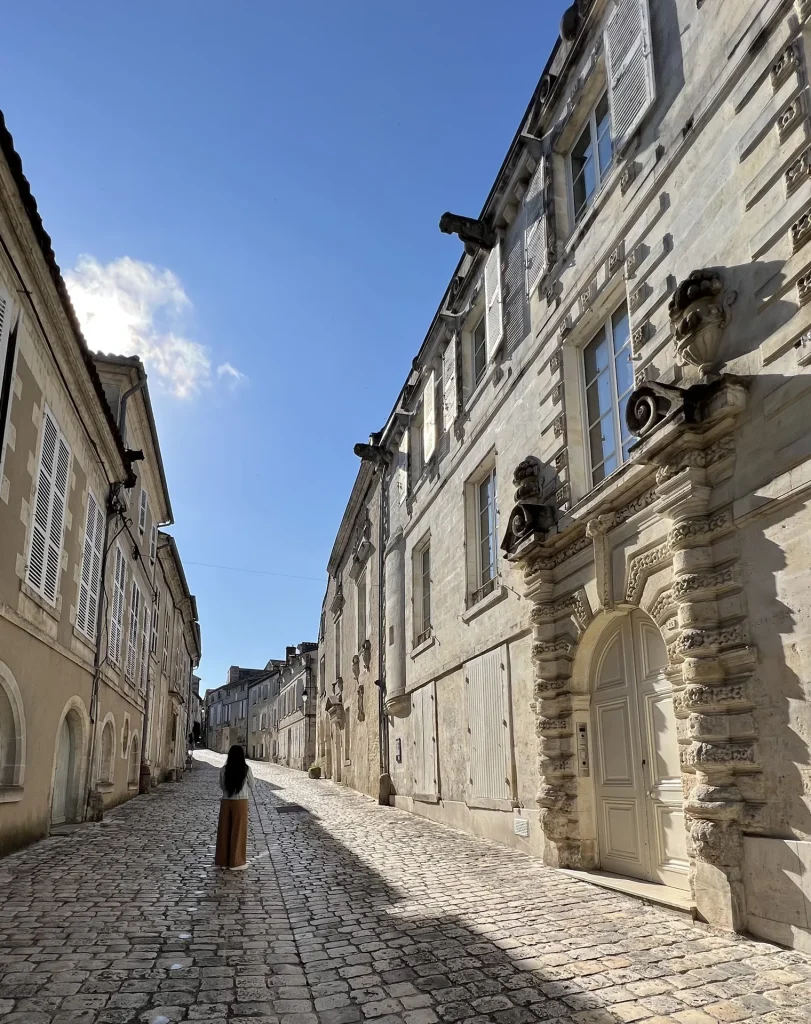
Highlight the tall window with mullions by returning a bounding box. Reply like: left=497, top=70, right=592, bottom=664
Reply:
left=583, top=303, right=633, bottom=486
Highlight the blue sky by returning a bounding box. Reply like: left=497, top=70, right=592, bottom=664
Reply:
left=2, top=2, right=568, bottom=693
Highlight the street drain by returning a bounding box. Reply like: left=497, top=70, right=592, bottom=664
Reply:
left=275, top=804, right=307, bottom=814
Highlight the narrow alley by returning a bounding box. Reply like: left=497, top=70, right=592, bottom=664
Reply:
left=0, top=754, right=809, bottom=1024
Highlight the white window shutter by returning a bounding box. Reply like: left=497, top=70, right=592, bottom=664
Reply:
left=27, top=410, right=71, bottom=605
left=0, top=292, right=10, bottom=392
left=126, top=582, right=141, bottom=679
left=139, top=488, right=148, bottom=533
left=605, top=0, right=656, bottom=152
left=423, top=371, right=436, bottom=462
left=484, top=241, right=503, bottom=360
left=77, top=492, right=105, bottom=640
left=110, top=547, right=126, bottom=665
left=397, top=430, right=409, bottom=505
left=441, top=334, right=458, bottom=432
left=150, top=524, right=158, bottom=561
left=140, top=600, right=150, bottom=690
left=524, top=159, right=548, bottom=297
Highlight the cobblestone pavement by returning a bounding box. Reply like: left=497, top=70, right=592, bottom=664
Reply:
left=2, top=754, right=811, bottom=1024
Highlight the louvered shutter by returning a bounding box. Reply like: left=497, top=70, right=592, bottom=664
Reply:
left=524, top=159, right=548, bottom=296
left=0, top=291, right=10, bottom=406
left=140, top=599, right=150, bottom=690
left=77, top=492, right=105, bottom=640
left=27, top=409, right=71, bottom=605
left=423, top=371, right=436, bottom=462
left=150, top=524, right=158, bottom=561
left=484, top=242, right=503, bottom=359
left=605, top=0, right=656, bottom=152
left=442, top=335, right=458, bottom=432
left=110, top=546, right=126, bottom=665
left=139, top=489, right=148, bottom=533
left=126, top=582, right=141, bottom=679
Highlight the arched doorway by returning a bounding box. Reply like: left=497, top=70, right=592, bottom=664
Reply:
left=52, top=710, right=81, bottom=824
left=590, top=609, right=688, bottom=890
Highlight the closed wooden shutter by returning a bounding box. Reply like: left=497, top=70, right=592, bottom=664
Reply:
left=77, top=492, right=105, bottom=640
left=484, top=242, right=503, bottom=359
left=151, top=589, right=160, bottom=654
left=126, top=582, right=142, bottom=679
left=150, top=523, right=158, bottom=561
left=442, top=334, right=458, bottom=432
left=524, top=159, right=548, bottom=297
left=110, top=546, right=127, bottom=665
left=412, top=683, right=437, bottom=797
left=139, top=488, right=148, bottom=533
left=605, top=0, right=656, bottom=151
left=27, top=408, right=71, bottom=605
left=140, top=599, right=150, bottom=690
left=423, top=371, right=436, bottom=462
left=466, top=647, right=513, bottom=804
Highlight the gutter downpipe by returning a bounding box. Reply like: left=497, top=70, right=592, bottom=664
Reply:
left=376, top=468, right=391, bottom=800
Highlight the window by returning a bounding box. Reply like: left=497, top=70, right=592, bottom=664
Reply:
left=139, top=600, right=149, bottom=691
left=151, top=590, right=160, bottom=655
left=27, top=408, right=71, bottom=605
left=138, top=487, right=148, bottom=534
left=335, top=616, right=342, bottom=681
left=125, top=582, right=142, bottom=680
left=76, top=491, right=105, bottom=641
left=162, top=609, right=170, bottom=674
left=472, top=316, right=487, bottom=390
left=150, top=523, right=158, bottom=562
left=109, top=546, right=127, bottom=666
left=583, top=303, right=633, bottom=485
left=569, top=92, right=612, bottom=223
left=410, top=405, right=424, bottom=484
left=356, top=570, right=367, bottom=650
left=414, top=539, right=431, bottom=645
left=473, top=467, right=498, bottom=603
left=319, top=655, right=326, bottom=695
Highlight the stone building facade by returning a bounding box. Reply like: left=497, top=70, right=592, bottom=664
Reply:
left=316, top=465, right=384, bottom=799
left=247, top=661, right=284, bottom=761
left=276, top=643, right=317, bottom=771
left=0, top=114, right=200, bottom=856
left=319, top=0, right=811, bottom=950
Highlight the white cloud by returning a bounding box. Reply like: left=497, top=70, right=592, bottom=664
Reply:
left=65, top=255, right=245, bottom=399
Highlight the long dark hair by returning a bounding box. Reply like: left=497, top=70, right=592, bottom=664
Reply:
left=223, top=745, right=248, bottom=797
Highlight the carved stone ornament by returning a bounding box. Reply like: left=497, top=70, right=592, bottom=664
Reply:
left=500, top=456, right=555, bottom=560
left=798, top=271, right=811, bottom=306
left=792, top=206, right=811, bottom=252
left=361, top=638, right=372, bottom=671
left=438, top=212, right=497, bottom=254
left=620, top=162, right=637, bottom=195
left=330, top=582, right=345, bottom=620
left=786, top=146, right=811, bottom=196
left=771, top=44, right=801, bottom=92
left=777, top=97, right=804, bottom=144
left=668, top=268, right=727, bottom=375
left=325, top=694, right=345, bottom=726
left=351, top=654, right=360, bottom=680
left=357, top=684, right=365, bottom=721
left=624, top=379, right=716, bottom=439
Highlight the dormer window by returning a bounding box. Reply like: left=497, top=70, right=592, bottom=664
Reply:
left=570, top=92, right=612, bottom=222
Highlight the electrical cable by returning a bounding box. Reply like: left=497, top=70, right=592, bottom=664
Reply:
left=184, top=560, right=325, bottom=582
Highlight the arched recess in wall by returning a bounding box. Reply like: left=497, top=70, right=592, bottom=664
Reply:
left=97, top=713, right=116, bottom=787
left=128, top=733, right=140, bottom=789
left=50, top=696, right=90, bottom=825
left=0, top=659, right=26, bottom=794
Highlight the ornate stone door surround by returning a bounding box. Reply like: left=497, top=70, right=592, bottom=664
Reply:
left=506, top=374, right=757, bottom=932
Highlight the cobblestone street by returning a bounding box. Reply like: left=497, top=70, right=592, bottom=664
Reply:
left=1, top=754, right=811, bottom=1024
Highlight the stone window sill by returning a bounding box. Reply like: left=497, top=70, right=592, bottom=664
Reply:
left=73, top=625, right=97, bottom=652
left=0, top=786, right=23, bottom=804
left=343, top=759, right=351, bottom=767
left=414, top=792, right=440, bottom=805
left=96, top=781, right=114, bottom=793
left=410, top=633, right=435, bottom=659
left=462, top=583, right=507, bottom=623
left=20, top=580, right=60, bottom=622
left=466, top=796, right=518, bottom=812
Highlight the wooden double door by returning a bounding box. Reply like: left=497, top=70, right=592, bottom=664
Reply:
left=590, top=611, right=689, bottom=891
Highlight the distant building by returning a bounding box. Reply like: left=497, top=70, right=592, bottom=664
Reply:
left=276, top=644, right=317, bottom=771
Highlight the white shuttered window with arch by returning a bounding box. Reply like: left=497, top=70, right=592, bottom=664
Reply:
left=109, top=546, right=127, bottom=665
left=605, top=0, right=656, bottom=153
left=27, top=408, right=71, bottom=605
left=76, top=491, right=105, bottom=641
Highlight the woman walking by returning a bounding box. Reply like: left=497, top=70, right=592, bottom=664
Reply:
left=215, top=745, right=254, bottom=870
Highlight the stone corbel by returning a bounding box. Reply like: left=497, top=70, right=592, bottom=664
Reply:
left=586, top=514, right=617, bottom=612
left=501, top=456, right=555, bottom=562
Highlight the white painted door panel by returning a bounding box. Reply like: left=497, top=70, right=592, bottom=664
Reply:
left=52, top=717, right=71, bottom=824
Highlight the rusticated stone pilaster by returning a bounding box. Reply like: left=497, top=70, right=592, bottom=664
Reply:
left=657, top=463, right=755, bottom=933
